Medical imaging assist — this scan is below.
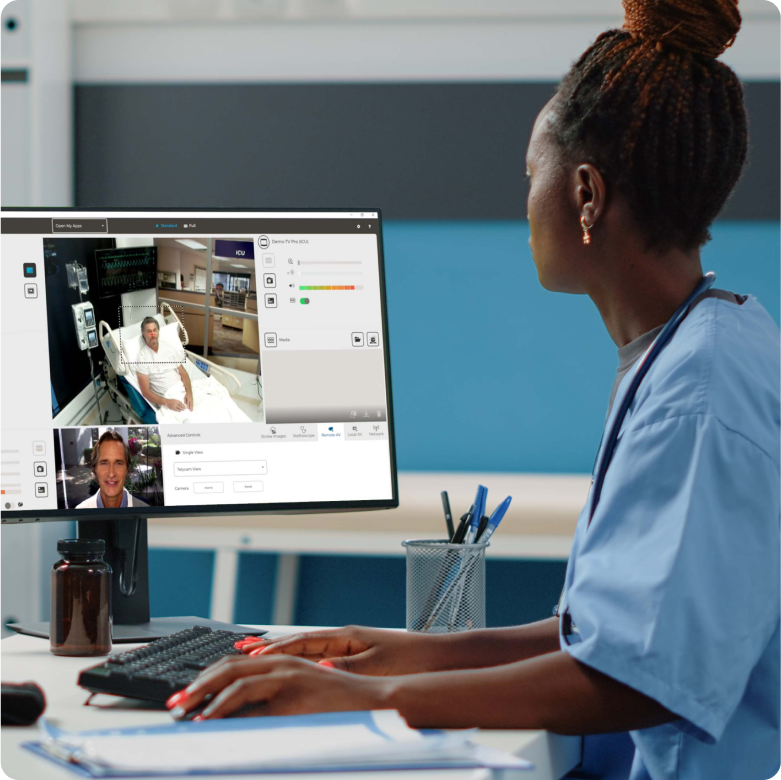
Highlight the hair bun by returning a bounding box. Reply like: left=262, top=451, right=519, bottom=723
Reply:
left=623, top=0, right=741, bottom=58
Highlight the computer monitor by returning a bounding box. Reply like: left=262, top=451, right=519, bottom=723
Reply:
left=1, top=209, right=398, bottom=638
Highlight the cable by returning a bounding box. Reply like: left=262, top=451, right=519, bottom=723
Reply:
left=117, top=517, right=141, bottom=597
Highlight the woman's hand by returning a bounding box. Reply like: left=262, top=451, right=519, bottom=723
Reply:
left=239, top=626, right=440, bottom=676
left=240, top=619, right=563, bottom=678
left=167, top=655, right=390, bottom=720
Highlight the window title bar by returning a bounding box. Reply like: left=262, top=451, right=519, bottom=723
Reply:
left=1, top=217, right=380, bottom=235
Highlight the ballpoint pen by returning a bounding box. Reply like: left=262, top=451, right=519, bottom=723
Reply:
left=441, top=491, right=455, bottom=540
left=451, top=505, right=474, bottom=544
left=477, top=495, right=512, bottom=543
left=448, top=485, right=488, bottom=630
left=464, top=485, right=487, bottom=545
left=449, top=485, right=487, bottom=627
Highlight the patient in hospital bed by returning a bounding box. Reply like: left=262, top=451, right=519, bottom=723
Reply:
left=135, top=316, right=250, bottom=425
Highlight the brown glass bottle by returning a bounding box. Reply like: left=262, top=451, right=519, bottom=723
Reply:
left=50, top=539, right=112, bottom=656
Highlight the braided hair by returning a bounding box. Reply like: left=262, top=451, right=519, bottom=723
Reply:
left=549, top=0, right=747, bottom=252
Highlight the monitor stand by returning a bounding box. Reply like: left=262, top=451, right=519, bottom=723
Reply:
left=8, top=516, right=264, bottom=643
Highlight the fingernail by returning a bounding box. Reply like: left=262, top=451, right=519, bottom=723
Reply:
left=166, top=691, right=187, bottom=709
left=318, top=660, right=335, bottom=668
left=170, top=707, right=186, bottom=720
left=193, top=715, right=205, bottom=722
left=234, top=640, right=251, bottom=649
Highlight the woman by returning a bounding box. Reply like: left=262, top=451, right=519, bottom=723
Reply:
left=168, top=1, right=780, bottom=777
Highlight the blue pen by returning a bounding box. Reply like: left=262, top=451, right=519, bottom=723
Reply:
left=477, top=495, right=512, bottom=543
left=465, top=485, right=487, bottom=544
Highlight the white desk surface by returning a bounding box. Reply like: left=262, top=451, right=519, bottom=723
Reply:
left=1, top=627, right=581, bottom=780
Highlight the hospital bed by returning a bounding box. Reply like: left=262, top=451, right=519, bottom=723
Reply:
left=98, top=304, right=263, bottom=425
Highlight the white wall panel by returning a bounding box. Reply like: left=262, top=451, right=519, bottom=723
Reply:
left=73, top=18, right=780, bottom=84
left=71, top=0, right=778, bottom=22
left=0, top=525, right=41, bottom=636
left=1, top=0, right=31, bottom=64
left=1, top=82, right=32, bottom=206
left=30, top=0, right=73, bottom=206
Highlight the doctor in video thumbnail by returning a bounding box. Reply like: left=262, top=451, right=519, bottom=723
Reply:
left=76, top=431, right=149, bottom=509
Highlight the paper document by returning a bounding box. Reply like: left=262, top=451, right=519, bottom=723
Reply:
left=28, top=710, right=532, bottom=776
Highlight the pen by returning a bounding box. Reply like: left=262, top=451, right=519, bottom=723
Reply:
left=476, top=514, right=489, bottom=539
left=451, top=505, right=473, bottom=544
left=441, top=491, right=455, bottom=540
left=465, top=485, right=487, bottom=544
left=414, top=504, right=471, bottom=629
left=477, top=495, right=512, bottom=543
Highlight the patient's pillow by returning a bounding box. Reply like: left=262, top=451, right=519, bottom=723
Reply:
left=156, top=322, right=186, bottom=359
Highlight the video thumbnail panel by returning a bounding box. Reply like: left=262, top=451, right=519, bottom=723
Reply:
left=54, top=426, right=165, bottom=509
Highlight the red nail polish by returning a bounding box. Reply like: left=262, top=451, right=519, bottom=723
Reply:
left=193, top=715, right=205, bottom=722
left=318, top=660, right=335, bottom=668
left=166, top=691, right=188, bottom=709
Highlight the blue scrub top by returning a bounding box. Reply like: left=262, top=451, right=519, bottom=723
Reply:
left=559, top=295, right=780, bottom=780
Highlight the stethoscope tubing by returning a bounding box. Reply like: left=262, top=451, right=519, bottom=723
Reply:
left=587, top=272, right=717, bottom=525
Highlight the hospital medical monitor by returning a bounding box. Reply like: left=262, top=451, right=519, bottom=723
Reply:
left=1, top=210, right=397, bottom=521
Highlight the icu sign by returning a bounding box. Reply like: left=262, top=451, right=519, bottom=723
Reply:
left=213, top=239, right=254, bottom=260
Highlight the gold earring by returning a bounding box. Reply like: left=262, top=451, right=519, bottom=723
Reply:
left=581, top=216, right=591, bottom=245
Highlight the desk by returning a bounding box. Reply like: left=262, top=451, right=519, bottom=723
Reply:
left=1, top=628, right=581, bottom=780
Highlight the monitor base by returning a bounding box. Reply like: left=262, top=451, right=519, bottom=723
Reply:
left=7, top=616, right=267, bottom=644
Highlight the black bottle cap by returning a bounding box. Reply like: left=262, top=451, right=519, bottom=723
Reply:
left=57, top=538, right=106, bottom=555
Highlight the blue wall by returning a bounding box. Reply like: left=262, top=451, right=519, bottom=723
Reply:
left=383, top=220, right=781, bottom=473
left=156, top=219, right=781, bottom=628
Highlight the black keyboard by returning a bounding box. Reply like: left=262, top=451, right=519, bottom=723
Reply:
left=78, top=626, right=266, bottom=703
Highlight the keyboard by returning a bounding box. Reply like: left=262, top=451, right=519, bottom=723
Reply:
left=78, top=626, right=266, bottom=703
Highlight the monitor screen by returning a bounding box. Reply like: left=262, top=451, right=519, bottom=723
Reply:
left=1, top=210, right=397, bottom=520
left=94, top=245, right=158, bottom=299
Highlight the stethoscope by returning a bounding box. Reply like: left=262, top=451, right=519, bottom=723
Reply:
left=558, top=272, right=717, bottom=641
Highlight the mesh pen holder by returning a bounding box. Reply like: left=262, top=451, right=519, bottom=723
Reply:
left=403, top=539, right=488, bottom=634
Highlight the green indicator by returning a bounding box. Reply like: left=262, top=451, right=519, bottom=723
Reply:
left=300, top=298, right=310, bottom=304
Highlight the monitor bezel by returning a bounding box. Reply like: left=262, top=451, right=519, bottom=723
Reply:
left=1, top=207, right=399, bottom=522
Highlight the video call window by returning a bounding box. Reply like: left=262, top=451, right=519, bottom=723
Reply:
left=54, top=426, right=164, bottom=509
